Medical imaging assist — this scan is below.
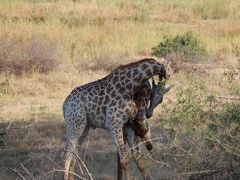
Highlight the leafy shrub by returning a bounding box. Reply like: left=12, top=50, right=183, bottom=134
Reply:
left=219, top=44, right=240, bottom=126
left=152, top=32, right=206, bottom=62
left=0, top=35, right=62, bottom=75
left=165, top=79, right=215, bottom=128
left=221, top=102, right=240, bottom=126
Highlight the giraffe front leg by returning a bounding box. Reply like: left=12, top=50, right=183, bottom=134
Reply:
left=111, top=125, right=128, bottom=170
left=117, top=133, right=128, bottom=180
left=108, top=116, right=129, bottom=180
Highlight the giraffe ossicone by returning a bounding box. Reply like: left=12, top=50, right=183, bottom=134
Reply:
left=62, top=58, right=167, bottom=180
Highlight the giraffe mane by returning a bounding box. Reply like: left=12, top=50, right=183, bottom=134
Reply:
left=80, top=58, right=157, bottom=87
left=115, top=58, right=156, bottom=70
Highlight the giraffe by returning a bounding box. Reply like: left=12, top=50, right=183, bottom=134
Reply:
left=118, top=79, right=171, bottom=180
left=62, top=58, right=167, bottom=180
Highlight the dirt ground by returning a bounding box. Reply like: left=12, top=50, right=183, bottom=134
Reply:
left=0, top=119, right=177, bottom=180
left=1, top=119, right=239, bottom=180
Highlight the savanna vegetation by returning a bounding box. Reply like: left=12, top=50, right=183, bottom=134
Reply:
left=0, top=0, right=239, bottom=179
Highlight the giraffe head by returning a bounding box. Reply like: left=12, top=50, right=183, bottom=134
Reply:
left=146, top=78, right=172, bottom=119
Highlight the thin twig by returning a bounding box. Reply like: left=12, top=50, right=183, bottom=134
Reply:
left=175, top=169, right=219, bottom=177
left=131, top=147, right=171, bottom=168
left=33, top=168, right=85, bottom=180
left=161, top=153, right=187, bottom=157
left=20, top=163, right=34, bottom=179
left=52, top=169, right=85, bottom=179
left=142, top=143, right=177, bottom=158
left=73, top=151, right=94, bottom=180
left=130, top=137, right=163, bottom=149
left=172, top=129, right=178, bottom=144
left=41, top=153, right=62, bottom=169
left=76, top=156, right=85, bottom=175
left=8, top=168, right=27, bottom=180
left=209, top=135, right=240, bottom=157
left=176, top=144, right=193, bottom=156
left=6, top=121, right=12, bottom=131
left=170, top=167, right=228, bottom=178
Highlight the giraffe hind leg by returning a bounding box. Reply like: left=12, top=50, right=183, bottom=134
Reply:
left=63, top=136, right=78, bottom=180
left=130, top=139, right=152, bottom=180
left=63, top=117, right=88, bottom=180
left=124, top=126, right=152, bottom=180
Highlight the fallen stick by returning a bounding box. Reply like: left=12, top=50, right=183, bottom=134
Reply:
left=8, top=168, right=26, bottom=180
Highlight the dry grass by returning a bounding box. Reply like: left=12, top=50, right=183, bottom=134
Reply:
left=0, top=0, right=240, bottom=179
left=0, top=35, right=62, bottom=74
left=0, top=0, right=240, bottom=61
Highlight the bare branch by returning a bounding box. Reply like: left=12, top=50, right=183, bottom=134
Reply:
left=71, top=147, right=94, bottom=180
left=41, top=153, right=62, bottom=169
left=74, top=153, right=94, bottom=180
left=131, top=147, right=171, bottom=168
left=52, top=169, right=86, bottom=179
left=20, top=163, right=34, bottom=179
left=130, top=137, right=163, bottom=149
left=8, top=168, right=27, bottom=180
left=207, top=135, right=240, bottom=157
left=33, top=168, right=85, bottom=180
left=172, top=169, right=221, bottom=178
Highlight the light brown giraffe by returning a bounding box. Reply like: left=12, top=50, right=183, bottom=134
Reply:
left=62, top=58, right=167, bottom=179
left=118, top=79, right=171, bottom=180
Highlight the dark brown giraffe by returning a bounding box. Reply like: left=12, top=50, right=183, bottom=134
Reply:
left=117, top=79, right=171, bottom=180
left=62, top=58, right=167, bottom=179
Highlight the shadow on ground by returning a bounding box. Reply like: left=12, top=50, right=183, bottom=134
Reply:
left=0, top=120, right=239, bottom=180
left=0, top=120, right=175, bottom=180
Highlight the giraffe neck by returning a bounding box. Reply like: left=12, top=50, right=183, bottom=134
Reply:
left=110, top=58, right=166, bottom=98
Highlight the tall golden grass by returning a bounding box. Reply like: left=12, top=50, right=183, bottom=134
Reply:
left=0, top=0, right=240, bottom=64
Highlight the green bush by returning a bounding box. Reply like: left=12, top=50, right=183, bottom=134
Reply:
left=221, top=102, right=240, bottom=125
left=219, top=44, right=240, bottom=126
left=151, top=32, right=206, bottom=62
left=165, top=79, right=214, bottom=128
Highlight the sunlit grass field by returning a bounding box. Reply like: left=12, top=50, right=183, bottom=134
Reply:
left=1, top=0, right=240, bottom=120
